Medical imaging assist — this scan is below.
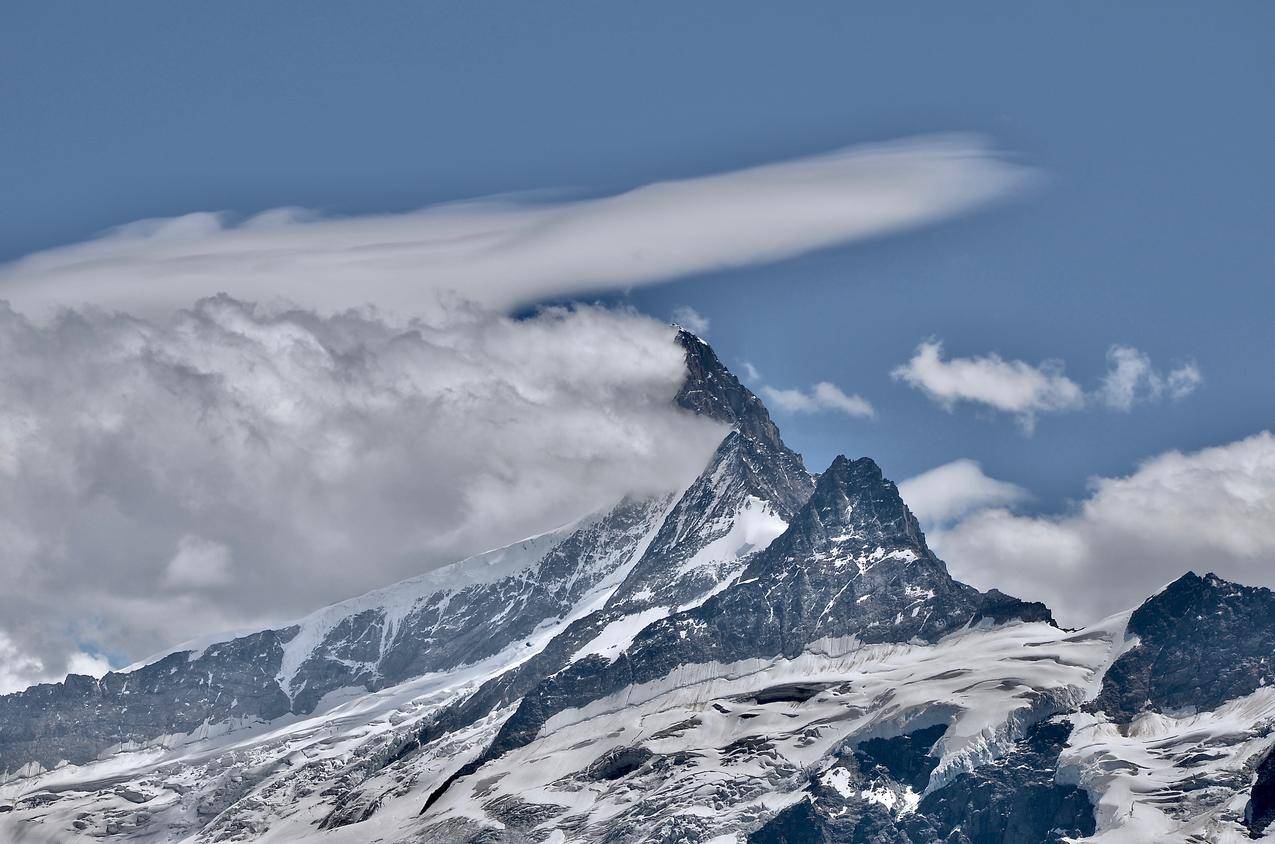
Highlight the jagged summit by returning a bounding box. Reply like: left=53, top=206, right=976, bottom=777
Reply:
left=675, top=329, right=787, bottom=451
left=673, top=328, right=813, bottom=515
left=729, top=451, right=1050, bottom=652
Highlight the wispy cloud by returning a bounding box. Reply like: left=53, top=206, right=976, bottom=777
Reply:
left=761, top=382, right=875, bottom=418
left=1098, top=345, right=1202, bottom=411
left=0, top=135, right=1034, bottom=318
left=671, top=305, right=710, bottom=335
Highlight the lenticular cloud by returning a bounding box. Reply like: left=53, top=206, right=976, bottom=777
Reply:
left=0, top=135, right=1034, bottom=319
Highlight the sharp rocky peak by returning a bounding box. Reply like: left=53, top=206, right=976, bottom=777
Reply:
left=747, top=453, right=925, bottom=571
left=808, top=455, right=915, bottom=534
left=674, top=329, right=813, bottom=513
left=675, top=329, right=789, bottom=453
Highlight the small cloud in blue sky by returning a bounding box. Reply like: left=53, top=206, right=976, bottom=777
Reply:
left=761, top=382, right=875, bottom=418
left=1097, top=345, right=1202, bottom=411
left=892, top=340, right=1083, bottom=432
left=899, top=458, right=1030, bottom=526
left=893, top=339, right=1201, bottom=433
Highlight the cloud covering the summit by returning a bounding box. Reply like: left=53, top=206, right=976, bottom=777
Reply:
left=0, top=298, right=727, bottom=692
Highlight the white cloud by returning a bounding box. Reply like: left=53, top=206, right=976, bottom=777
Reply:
left=740, top=361, right=762, bottom=382
left=922, top=431, right=1275, bottom=625
left=761, top=387, right=816, bottom=412
left=761, top=382, right=875, bottom=418
left=1098, top=344, right=1202, bottom=411
left=1098, top=345, right=1155, bottom=411
left=811, top=382, right=876, bottom=417
left=1167, top=361, right=1203, bottom=399
left=66, top=652, right=112, bottom=682
left=0, top=296, right=728, bottom=686
left=898, top=459, right=1030, bottom=525
left=894, top=340, right=1202, bottom=431
left=671, top=305, right=710, bottom=335
left=0, top=136, right=1033, bottom=319
left=892, top=340, right=1083, bottom=431
left=0, top=632, right=46, bottom=695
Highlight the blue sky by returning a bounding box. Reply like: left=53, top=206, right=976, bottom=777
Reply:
left=2, top=3, right=1274, bottom=678
left=5, top=2, right=1270, bottom=512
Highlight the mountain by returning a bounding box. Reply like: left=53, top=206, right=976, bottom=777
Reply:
left=1, top=331, right=1273, bottom=844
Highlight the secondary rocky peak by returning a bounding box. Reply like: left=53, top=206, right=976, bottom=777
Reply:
left=812, top=456, right=905, bottom=517
left=758, top=453, right=925, bottom=565
left=1093, top=569, right=1275, bottom=721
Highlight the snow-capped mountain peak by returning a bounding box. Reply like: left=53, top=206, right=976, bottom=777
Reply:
left=2, top=332, right=1272, bottom=844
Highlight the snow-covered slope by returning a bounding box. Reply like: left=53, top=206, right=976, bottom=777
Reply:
left=417, top=617, right=1124, bottom=842
left=0, top=495, right=674, bottom=781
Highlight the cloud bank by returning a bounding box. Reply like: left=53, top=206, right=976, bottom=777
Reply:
left=0, top=297, right=727, bottom=693
left=911, top=432, right=1275, bottom=625
left=0, top=136, right=1033, bottom=318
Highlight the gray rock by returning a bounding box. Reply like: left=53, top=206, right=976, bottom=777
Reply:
left=1093, top=571, right=1275, bottom=722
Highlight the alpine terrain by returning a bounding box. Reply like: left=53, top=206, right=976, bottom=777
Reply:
left=2, top=331, right=1273, bottom=844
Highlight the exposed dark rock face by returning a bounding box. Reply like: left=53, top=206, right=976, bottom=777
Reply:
left=856, top=723, right=947, bottom=791
left=1247, top=746, right=1275, bottom=837
left=609, top=430, right=808, bottom=612
left=748, top=721, right=1094, bottom=844
left=743, top=683, right=835, bottom=705
left=746, top=724, right=950, bottom=844
left=0, top=630, right=293, bottom=773
left=748, top=798, right=837, bottom=844
left=585, top=746, right=654, bottom=781
left=1093, top=572, right=1275, bottom=722
left=904, top=721, right=1095, bottom=844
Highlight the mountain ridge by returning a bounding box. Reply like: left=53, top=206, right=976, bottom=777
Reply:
left=0, top=330, right=1272, bottom=844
